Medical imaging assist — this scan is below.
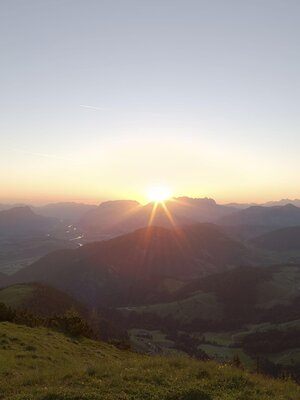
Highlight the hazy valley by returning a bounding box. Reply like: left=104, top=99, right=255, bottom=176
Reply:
left=2, top=197, right=300, bottom=396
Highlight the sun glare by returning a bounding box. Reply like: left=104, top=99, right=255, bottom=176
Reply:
left=148, top=186, right=171, bottom=203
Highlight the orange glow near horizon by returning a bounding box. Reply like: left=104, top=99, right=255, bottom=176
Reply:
left=2, top=135, right=299, bottom=206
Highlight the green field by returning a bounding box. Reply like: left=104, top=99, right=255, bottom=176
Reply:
left=0, top=284, right=34, bottom=308
left=126, top=265, right=300, bottom=326
left=233, top=319, right=300, bottom=342
left=129, top=328, right=185, bottom=356
left=257, top=265, right=300, bottom=309
left=202, top=319, right=300, bottom=369
left=0, top=321, right=300, bottom=399
left=199, top=344, right=255, bottom=369
left=128, top=290, right=222, bottom=322
left=201, top=331, right=233, bottom=346
left=269, top=348, right=300, bottom=366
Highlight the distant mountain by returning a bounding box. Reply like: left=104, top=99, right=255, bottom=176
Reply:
left=251, top=226, right=300, bottom=252
left=0, top=206, right=55, bottom=236
left=11, top=224, right=252, bottom=307
left=79, top=200, right=141, bottom=233
left=262, top=199, right=300, bottom=208
left=219, top=204, right=300, bottom=228
left=79, top=197, right=238, bottom=237
left=0, top=203, right=27, bottom=211
left=34, top=202, right=98, bottom=222
left=165, top=197, right=237, bottom=221
left=79, top=199, right=193, bottom=236
left=224, top=202, right=257, bottom=209
left=225, top=199, right=300, bottom=209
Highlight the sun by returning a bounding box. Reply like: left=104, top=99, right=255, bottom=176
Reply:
left=147, top=186, right=171, bottom=203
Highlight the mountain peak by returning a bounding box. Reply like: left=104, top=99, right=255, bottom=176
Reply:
left=282, top=203, right=298, bottom=210
left=174, top=196, right=217, bottom=206
left=98, top=200, right=140, bottom=208
left=1, top=206, right=34, bottom=217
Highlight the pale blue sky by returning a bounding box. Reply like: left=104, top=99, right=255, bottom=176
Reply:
left=1, top=0, right=300, bottom=203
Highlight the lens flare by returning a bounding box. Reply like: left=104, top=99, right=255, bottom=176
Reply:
left=147, top=186, right=171, bottom=203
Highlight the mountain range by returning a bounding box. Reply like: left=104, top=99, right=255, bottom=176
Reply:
left=0, top=206, right=55, bottom=236
left=33, top=202, right=97, bottom=222
left=10, top=223, right=254, bottom=307
left=219, top=204, right=300, bottom=228
left=2, top=197, right=300, bottom=381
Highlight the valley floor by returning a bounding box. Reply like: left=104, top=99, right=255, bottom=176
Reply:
left=0, top=322, right=300, bottom=399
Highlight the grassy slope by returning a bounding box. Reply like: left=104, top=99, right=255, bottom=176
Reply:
left=256, top=265, right=300, bottom=308
left=0, top=322, right=300, bottom=399
left=130, top=265, right=300, bottom=321
left=202, top=319, right=300, bottom=369
left=129, top=328, right=185, bottom=356
left=0, top=283, right=85, bottom=317
left=0, top=284, right=34, bottom=308
left=125, top=291, right=222, bottom=322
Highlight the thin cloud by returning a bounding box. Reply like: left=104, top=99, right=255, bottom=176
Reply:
left=79, top=104, right=107, bottom=111
left=11, top=148, right=71, bottom=161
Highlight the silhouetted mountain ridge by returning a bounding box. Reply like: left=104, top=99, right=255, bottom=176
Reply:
left=0, top=206, right=55, bottom=235
left=79, top=197, right=238, bottom=236
left=34, top=202, right=97, bottom=222
left=219, top=204, right=300, bottom=228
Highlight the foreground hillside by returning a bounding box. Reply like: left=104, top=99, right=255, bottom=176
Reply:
left=0, top=322, right=299, bottom=400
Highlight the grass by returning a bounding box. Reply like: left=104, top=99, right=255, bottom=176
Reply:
left=0, top=284, right=34, bottom=308
left=233, top=319, right=300, bottom=340
left=159, top=278, right=187, bottom=294
left=128, top=265, right=300, bottom=324
left=0, top=256, right=38, bottom=275
left=128, top=291, right=222, bottom=322
left=202, top=319, right=300, bottom=370
left=202, top=331, right=234, bottom=346
left=199, top=344, right=255, bottom=369
left=257, top=265, right=300, bottom=309
left=269, top=348, right=300, bottom=365
left=129, top=329, right=186, bottom=356
left=0, top=322, right=300, bottom=399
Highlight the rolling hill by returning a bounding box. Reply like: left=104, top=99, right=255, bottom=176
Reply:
left=0, top=283, right=85, bottom=316
left=128, top=264, right=300, bottom=327
left=252, top=226, right=300, bottom=252
left=0, top=321, right=299, bottom=399
left=0, top=272, right=9, bottom=287
left=11, top=224, right=254, bottom=307
left=124, top=264, right=300, bottom=373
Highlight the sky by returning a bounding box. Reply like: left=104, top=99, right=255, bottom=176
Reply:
left=1, top=0, right=300, bottom=205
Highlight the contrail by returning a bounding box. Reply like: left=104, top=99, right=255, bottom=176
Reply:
left=11, top=148, right=71, bottom=161
left=79, top=104, right=106, bottom=111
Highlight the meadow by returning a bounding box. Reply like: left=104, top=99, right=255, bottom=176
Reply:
left=0, top=321, right=300, bottom=399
